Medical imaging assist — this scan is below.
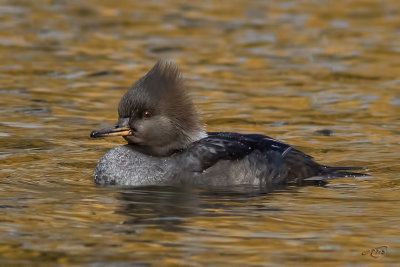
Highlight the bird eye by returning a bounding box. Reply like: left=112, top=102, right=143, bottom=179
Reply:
left=142, top=110, right=152, bottom=119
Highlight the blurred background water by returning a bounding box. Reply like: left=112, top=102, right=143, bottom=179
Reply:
left=0, top=0, right=399, bottom=265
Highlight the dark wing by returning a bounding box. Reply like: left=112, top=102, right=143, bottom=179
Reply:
left=179, top=132, right=366, bottom=182
left=179, top=132, right=292, bottom=172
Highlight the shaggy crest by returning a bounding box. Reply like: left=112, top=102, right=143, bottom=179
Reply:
left=118, top=60, right=190, bottom=117
left=115, top=60, right=205, bottom=156
left=142, top=60, right=182, bottom=92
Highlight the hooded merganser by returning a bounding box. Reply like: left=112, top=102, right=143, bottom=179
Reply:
left=90, top=61, right=363, bottom=187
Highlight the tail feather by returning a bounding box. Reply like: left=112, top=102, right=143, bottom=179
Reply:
left=322, top=165, right=367, bottom=176
left=304, top=166, right=368, bottom=181
left=322, top=165, right=366, bottom=172
left=284, top=148, right=368, bottom=183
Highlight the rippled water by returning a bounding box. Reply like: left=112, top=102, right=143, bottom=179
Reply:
left=0, top=0, right=399, bottom=265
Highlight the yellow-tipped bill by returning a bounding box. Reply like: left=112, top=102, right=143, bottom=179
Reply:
left=90, top=124, right=132, bottom=138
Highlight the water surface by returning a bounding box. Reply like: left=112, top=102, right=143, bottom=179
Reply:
left=0, top=0, right=399, bottom=265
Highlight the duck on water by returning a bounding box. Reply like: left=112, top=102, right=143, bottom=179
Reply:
left=90, top=60, right=364, bottom=187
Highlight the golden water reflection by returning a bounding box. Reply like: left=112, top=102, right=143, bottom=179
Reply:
left=0, top=0, right=399, bottom=265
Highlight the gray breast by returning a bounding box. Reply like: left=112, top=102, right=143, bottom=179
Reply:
left=94, top=145, right=172, bottom=186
